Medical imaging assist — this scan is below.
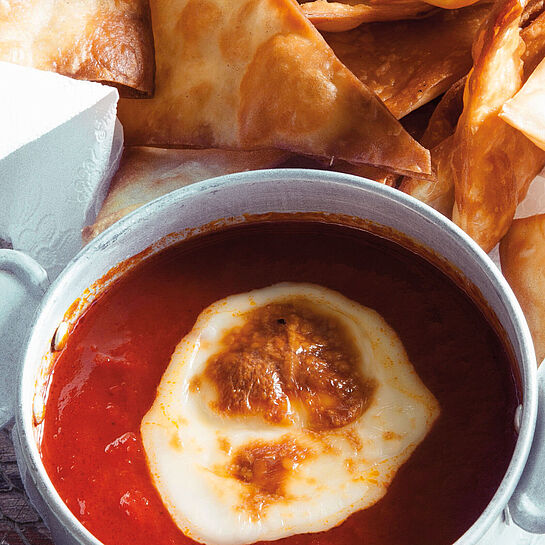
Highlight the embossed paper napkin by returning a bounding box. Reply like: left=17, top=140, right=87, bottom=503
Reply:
left=0, top=62, right=122, bottom=279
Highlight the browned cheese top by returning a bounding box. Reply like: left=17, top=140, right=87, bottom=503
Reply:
left=229, top=437, right=311, bottom=516
left=198, top=298, right=375, bottom=431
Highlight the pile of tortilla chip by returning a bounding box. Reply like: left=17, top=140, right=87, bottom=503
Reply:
left=3, top=0, right=545, bottom=359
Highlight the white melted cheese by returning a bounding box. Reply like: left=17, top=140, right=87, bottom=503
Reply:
left=141, top=283, right=440, bottom=545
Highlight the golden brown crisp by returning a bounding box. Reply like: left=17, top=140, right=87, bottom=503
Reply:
left=500, top=214, right=545, bottom=365
left=323, top=3, right=491, bottom=118
left=521, top=0, right=544, bottom=26
left=450, top=0, right=545, bottom=251
left=501, top=58, right=545, bottom=151
left=0, top=0, right=155, bottom=97
left=83, top=147, right=290, bottom=242
left=418, top=78, right=467, bottom=150
left=399, top=78, right=466, bottom=215
left=330, top=162, right=400, bottom=186
left=330, top=101, right=441, bottom=187
left=400, top=138, right=457, bottom=217
left=299, top=0, right=435, bottom=32
left=229, top=438, right=311, bottom=516
left=402, top=1, right=545, bottom=235
left=499, top=8, right=545, bottom=148
left=117, top=0, right=431, bottom=178
left=521, top=10, right=545, bottom=77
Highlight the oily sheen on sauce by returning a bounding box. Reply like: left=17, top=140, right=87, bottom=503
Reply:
left=41, top=220, right=518, bottom=545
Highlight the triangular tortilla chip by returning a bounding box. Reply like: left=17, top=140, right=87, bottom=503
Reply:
left=419, top=78, right=466, bottom=150
left=500, top=57, right=545, bottom=151
left=324, top=4, right=490, bottom=118
left=299, top=0, right=434, bottom=31
left=450, top=0, right=545, bottom=251
left=399, top=78, right=465, bottom=215
left=400, top=98, right=445, bottom=143
left=281, top=101, right=438, bottom=186
left=500, top=214, right=545, bottom=364
left=83, top=147, right=290, bottom=242
left=401, top=137, right=457, bottom=216
left=334, top=100, right=439, bottom=186
left=117, top=0, right=431, bottom=177
left=402, top=5, right=545, bottom=231
left=0, top=0, right=155, bottom=97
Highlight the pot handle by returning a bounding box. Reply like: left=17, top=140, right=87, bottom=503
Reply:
left=509, top=362, right=545, bottom=533
left=0, top=249, right=49, bottom=430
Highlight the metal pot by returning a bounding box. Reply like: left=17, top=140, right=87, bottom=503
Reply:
left=2, top=169, right=545, bottom=545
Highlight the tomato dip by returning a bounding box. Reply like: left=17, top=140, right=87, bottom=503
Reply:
left=40, top=220, right=518, bottom=545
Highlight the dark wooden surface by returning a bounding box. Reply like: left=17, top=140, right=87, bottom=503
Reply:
left=0, top=425, right=52, bottom=545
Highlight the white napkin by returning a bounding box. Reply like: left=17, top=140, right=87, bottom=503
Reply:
left=0, top=62, right=123, bottom=279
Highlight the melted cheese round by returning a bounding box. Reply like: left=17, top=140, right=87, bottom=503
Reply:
left=141, top=283, right=440, bottom=545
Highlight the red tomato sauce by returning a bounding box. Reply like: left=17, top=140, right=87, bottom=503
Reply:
left=40, top=221, right=518, bottom=545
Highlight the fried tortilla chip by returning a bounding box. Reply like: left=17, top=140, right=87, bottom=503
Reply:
left=423, top=0, right=484, bottom=7
left=521, top=0, right=545, bottom=26
left=0, top=0, right=155, bottom=97
left=501, top=58, right=545, bottom=151
left=401, top=97, right=445, bottom=143
left=323, top=4, right=490, bottom=118
left=117, top=0, right=431, bottom=177
left=83, top=147, right=290, bottom=242
left=402, top=3, right=545, bottom=229
left=521, top=10, right=545, bottom=76
left=278, top=154, right=399, bottom=185
left=299, top=0, right=435, bottom=32
left=501, top=10, right=545, bottom=147
left=500, top=214, right=545, bottom=365
left=419, top=78, right=466, bottom=150
left=334, top=100, right=440, bottom=186
left=450, top=0, right=545, bottom=251
left=399, top=78, right=465, bottom=215
left=401, top=137, right=458, bottom=216
left=331, top=162, right=400, bottom=185
left=295, top=101, right=438, bottom=186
